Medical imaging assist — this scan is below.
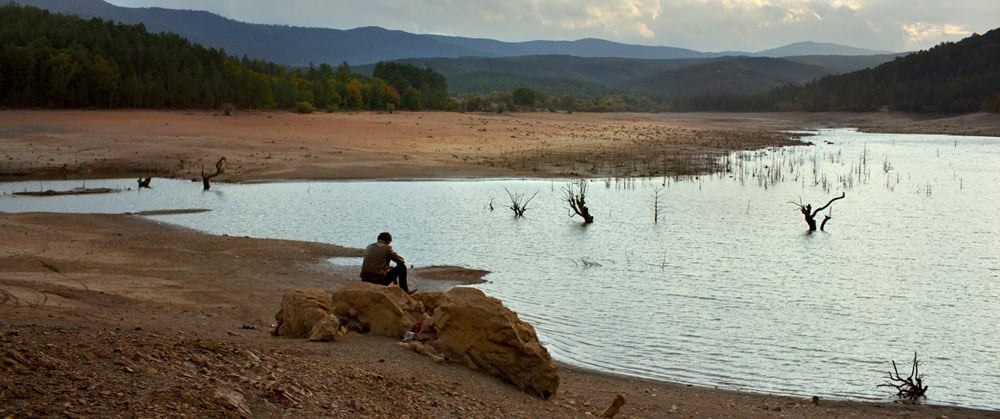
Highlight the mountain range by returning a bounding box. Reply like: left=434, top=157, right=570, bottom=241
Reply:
left=12, top=0, right=896, bottom=67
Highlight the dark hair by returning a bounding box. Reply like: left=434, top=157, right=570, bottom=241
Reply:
left=377, top=232, right=392, bottom=243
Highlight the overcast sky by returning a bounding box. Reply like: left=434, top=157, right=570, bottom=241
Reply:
left=104, top=1, right=998, bottom=52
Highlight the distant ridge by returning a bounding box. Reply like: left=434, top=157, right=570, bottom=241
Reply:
left=752, top=41, right=895, bottom=57
left=12, top=0, right=896, bottom=66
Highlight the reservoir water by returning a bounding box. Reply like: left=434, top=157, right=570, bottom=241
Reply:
left=2, top=129, right=998, bottom=410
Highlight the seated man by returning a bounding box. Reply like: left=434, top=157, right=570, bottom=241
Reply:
left=359, top=232, right=414, bottom=294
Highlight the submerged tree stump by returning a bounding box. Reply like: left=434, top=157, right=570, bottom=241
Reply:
left=792, top=192, right=845, bottom=232
left=201, top=157, right=226, bottom=190
left=564, top=180, right=594, bottom=224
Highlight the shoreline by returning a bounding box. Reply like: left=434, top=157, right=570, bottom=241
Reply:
left=3, top=110, right=999, bottom=416
left=2, top=213, right=993, bottom=417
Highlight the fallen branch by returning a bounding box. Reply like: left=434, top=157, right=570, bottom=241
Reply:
left=877, top=352, right=928, bottom=403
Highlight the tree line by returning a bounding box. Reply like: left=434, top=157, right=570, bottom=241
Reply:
left=0, top=5, right=451, bottom=111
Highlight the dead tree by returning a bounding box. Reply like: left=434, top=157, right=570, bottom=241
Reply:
left=652, top=187, right=665, bottom=224
left=563, top=180, right=594, bottom=224
left=878, top=352, right=928, bottom=403
left=505, top=187, right=537, bottom=217
left=137, top=177, right=152, bottom=188
left=201, top=157, right=226, bottom=190
left=790, top=192, right=845, bottom=232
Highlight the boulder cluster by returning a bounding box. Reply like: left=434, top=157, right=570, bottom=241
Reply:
left=273, top=282, right=559, bottom=399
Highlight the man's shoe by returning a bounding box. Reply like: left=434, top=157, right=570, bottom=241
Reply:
left=406, top=288, right=418, bottom=296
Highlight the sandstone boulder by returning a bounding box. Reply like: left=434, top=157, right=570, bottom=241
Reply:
left=412, top=291, right=445, bottom=313
left=272, top=288, right=342, bottom=342
left=330, top=281, right=425, bottom=338
left=424, top=287, right=559, bottom=399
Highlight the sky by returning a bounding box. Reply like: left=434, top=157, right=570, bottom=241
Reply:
left=104, top=1, right=999, bottom=52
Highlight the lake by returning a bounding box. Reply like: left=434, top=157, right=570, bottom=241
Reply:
left=2, top=129, right=998, bottom=410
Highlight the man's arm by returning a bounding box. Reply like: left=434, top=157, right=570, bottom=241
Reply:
left=387, top=246, right=405, bottom=265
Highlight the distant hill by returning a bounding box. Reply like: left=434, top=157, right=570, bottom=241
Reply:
left=617, top=57, right=830, bottom=96
left=13, top=0, right=896, bottom=66
left=752, top=41, right=894, bottom=57
left=370, top=54, right=898, bottom=97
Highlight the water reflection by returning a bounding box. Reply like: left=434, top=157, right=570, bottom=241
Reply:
left=1, top=129, right=998, bottom=410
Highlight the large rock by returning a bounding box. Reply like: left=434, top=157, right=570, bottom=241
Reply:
left=424, top=287, right=559, bottom=399
left=272, top=288, right=342, bottom=342
left=330, top=282, right=425, bottom=338
left=412, top=291, right=445, bottom=313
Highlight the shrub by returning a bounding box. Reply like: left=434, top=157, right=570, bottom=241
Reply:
left=294, top=101, right=315, bottom=114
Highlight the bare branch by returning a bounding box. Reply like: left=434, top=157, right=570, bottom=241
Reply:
left=877, top=352, right=928, bottom=403
left=505, top=187, right=537, bottom=217
left=810, top=191, right=845, bottom=217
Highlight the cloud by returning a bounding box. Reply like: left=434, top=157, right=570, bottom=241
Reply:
left=901, top=22, right=970, bottom=49
left=457, top=0, right=664, bottom=40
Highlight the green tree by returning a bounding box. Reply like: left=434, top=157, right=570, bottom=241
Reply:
left=512, top=87, right=537, bottom=108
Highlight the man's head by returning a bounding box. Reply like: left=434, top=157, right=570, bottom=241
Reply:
left=377, top=232, right=392, bottom=243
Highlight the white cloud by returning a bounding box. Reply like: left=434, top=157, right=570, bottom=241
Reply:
left=901, top=22, right=970, bottom=49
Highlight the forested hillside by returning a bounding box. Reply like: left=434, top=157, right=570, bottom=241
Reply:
left=0, top=5, right=451, bottom=111
left=683, top=28, right=1000, bottom=112
left=374, top=54, right=896, bottom=98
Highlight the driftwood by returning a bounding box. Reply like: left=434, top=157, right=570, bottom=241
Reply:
left=201, top=157, right=226, bottom=190
left=790, top=192, right=845, bottom=232
left=13, top=187, right=118, bottom=196
left=564, top=180, right=594, bottom=224
left=878, top=352, right=928, bottom=403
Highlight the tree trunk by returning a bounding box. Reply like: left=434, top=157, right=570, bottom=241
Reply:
left=201, top=157, right=226, bottom=191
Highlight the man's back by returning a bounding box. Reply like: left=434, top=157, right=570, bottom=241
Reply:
left=361, top=240, right=404, bottom=278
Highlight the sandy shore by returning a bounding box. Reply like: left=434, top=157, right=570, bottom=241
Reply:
left=2, top=110, right=998, bottom=417
left=2, top=110, right=998, bottom=182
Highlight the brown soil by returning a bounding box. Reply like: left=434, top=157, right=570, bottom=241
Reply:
left=2, top=110, right=998, bottom=418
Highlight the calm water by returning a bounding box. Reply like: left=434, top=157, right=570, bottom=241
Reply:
left=2, top=129, right=998, bottom=410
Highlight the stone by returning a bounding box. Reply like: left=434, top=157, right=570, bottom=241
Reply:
left=329, top=282, right=425, bottom=338
left=411, top=291, right=445, bottom=313
left=600, top=392, right=627, bottom=417
left=272, top=288, right=341, bottom=341
left=306, top=315, right=343, bottom=342
left=424, top=287, right=559, bottom=399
